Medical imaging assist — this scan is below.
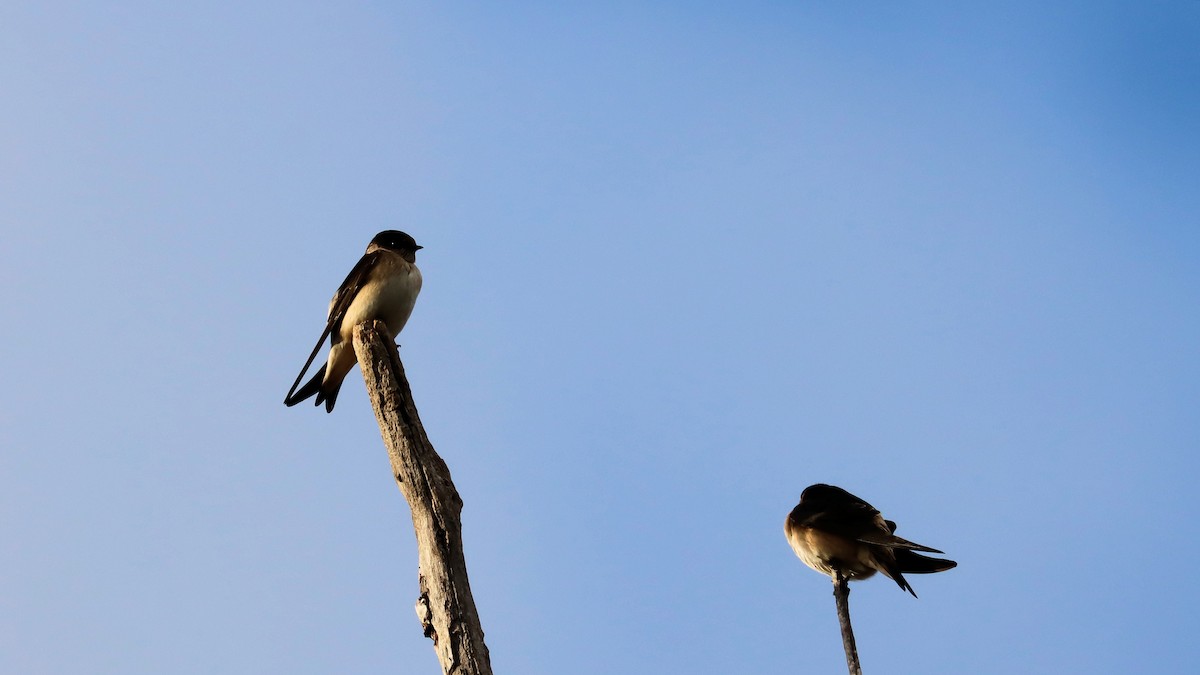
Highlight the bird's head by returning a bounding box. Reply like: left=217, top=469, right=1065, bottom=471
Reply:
left=370, top=230, right=423, bottom=253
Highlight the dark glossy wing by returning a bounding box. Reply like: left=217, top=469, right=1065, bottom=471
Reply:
left=324, top=250, right=381, bottom=343
left=856, top=528, right=945, bottom=553
left=793, top=493, right=883, bottom=539
left=283, top=251, right=379, bottom=403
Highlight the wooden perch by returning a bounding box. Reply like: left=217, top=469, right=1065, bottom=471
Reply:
left=833, top=572, right=863, bottom=675
left=353, top=320, right=493, bottom=675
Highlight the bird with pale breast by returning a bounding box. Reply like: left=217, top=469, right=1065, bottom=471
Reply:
left=785, top=483, right=956, bottom=597
left=284, top=230, right=423, bottom=413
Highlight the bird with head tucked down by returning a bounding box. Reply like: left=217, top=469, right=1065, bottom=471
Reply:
left=785, top=483, right=956, bottom=597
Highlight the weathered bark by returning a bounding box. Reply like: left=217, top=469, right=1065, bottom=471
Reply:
left=833, top=572, right=863, bottom=675
left=353, top=321, right=492, bottom=675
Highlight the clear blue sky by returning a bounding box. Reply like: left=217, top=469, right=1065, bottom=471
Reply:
left=2, top=2, right=1198, bottom=673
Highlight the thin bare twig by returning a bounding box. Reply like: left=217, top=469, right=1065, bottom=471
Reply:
left=833, top=572, right=863, bottom=675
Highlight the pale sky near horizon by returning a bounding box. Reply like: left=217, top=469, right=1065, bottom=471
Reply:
left=2, top=2, right=1198, bottom=673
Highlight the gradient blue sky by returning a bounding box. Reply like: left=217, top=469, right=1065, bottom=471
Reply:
left=2, top=2, right=1198, bottom=673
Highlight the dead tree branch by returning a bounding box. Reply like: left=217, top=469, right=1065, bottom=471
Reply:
left=353, top=320, right=492, bottom=675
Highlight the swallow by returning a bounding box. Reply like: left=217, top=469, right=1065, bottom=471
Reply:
left=284, top=230, right=423, bottom=412
left=785, top=483, right=956, bottom=597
